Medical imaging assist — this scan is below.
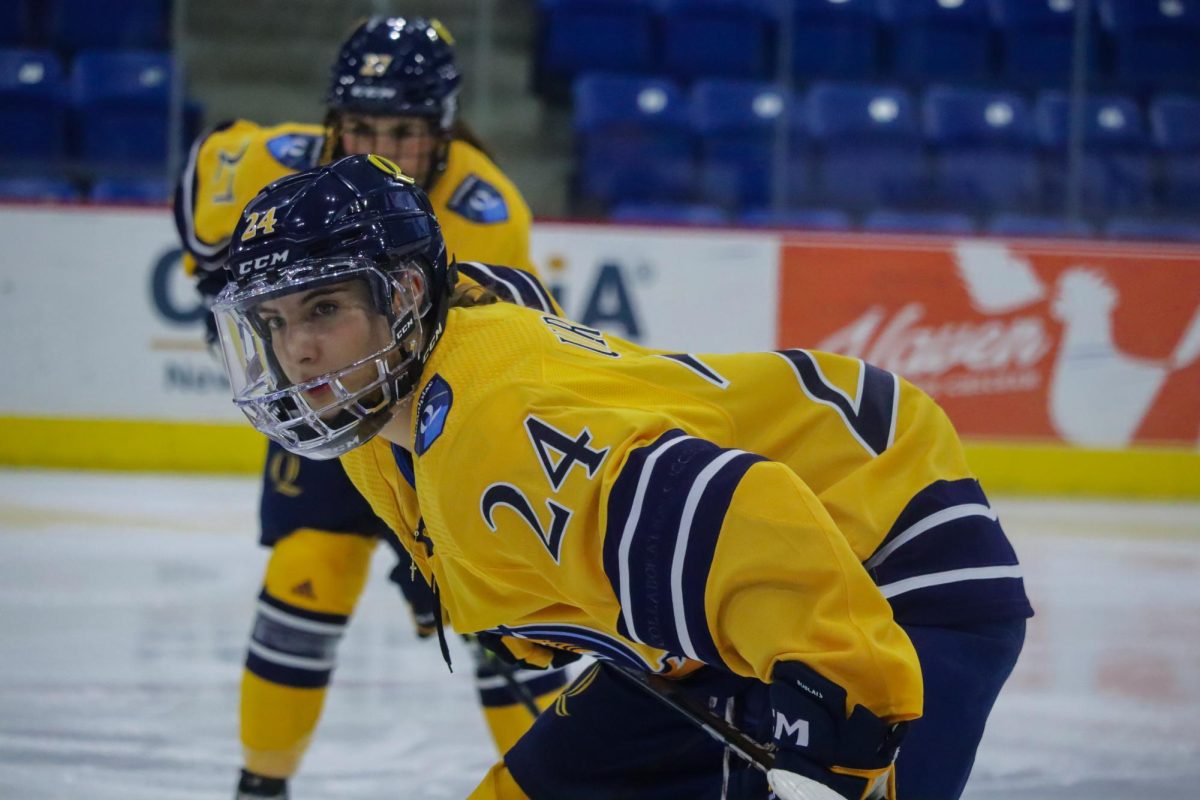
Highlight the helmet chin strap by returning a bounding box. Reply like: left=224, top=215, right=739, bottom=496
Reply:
left=383, top=259, right=452, bottom=434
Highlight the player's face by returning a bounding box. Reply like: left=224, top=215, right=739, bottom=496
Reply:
left=340, top=113, right=440, bottom=186
left=254, top=279, right=393, bottom=406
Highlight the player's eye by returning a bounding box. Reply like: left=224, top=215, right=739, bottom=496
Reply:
left=260, top=315, right=285, bottom=331
left=311, top=301, right=339, bottom=318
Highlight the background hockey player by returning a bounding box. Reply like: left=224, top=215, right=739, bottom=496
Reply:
left=172, top=17, right=567, bottom=800
left=211, top=155, right=1033, bottom=800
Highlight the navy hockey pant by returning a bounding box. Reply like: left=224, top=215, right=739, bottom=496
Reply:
left=504, top=617, right=1026, bottom=800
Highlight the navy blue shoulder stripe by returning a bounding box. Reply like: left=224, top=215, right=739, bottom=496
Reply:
left=602, top=430, right=764, bottom=668
left=775, top=349, right=897, bottom=457
left=866, top=478, right=1033, bottom=626
left=458, top=261, right=555, bottom=312
left=657, top=354, right=730, bottom=388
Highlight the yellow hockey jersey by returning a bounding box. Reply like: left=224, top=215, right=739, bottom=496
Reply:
left=341, top=301, right=1033, bottom=721
left=173, top=119, right=535, bottom=277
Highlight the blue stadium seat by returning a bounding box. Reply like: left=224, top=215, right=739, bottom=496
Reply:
left=71, top=50, right=174, bottom=167
left=0, top=1, right=34, bottom=46
left=573, top=74, right=695, bottom=206
left=537, top=0, right=654, bottom=96
left=879, top=0, right=991, bottom=83
left=1035, top=91, right=1153, bottom=214
left=659, top=0, right=774, bottom=81
left=862, top=209, right=976, bottom=234
left=1098, top=0, right=1200, bottom=93
left=807, top=82, right=925, bottom=209
left=989, top=0, right=1091, bottom=88
left=0, top=176, right=80, bottom=201
left=791, top=0, right=882, bottom=81
left=574, top=74, right=692, bottom=152
left=610, top=202, right=728, bottom=225
left=1105, top=216, right=1200, bottom=243
left=1152, top=94, right=1200, bottom=152
left=739, top=207, right=853, bottom=230
left=1151, top=94, right=1200, bottom=212
left=986, top=213, right=1096, bottom=238
left=693, top=79, right=807, bottom=209
left=924, top=87, right=1038, bottom=212
left=90, top=176, right=169, bottom=203
left=0, top=49, right=66, bottom=160
left=49, top=0, right=167, bottom=50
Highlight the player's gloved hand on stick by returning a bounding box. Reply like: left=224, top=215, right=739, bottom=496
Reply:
left=766, top=662, right=907, bottom=800
left=235, top=769, right=288, bottom=800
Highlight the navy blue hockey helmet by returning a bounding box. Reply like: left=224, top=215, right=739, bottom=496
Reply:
left=327, top=16, right=461, bottom=132
left=213, top=154, right=455, bottom=459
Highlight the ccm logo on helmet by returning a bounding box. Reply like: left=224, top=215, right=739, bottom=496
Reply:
left=350, top=85, right=397, bottom=100
left=235, top=249, right=290, bottom=276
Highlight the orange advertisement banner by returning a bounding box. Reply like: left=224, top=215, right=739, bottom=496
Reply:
left=778, top=236, right=1200, bottom=448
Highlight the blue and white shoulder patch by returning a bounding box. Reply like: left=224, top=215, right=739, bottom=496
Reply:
left=265, top=132, right=323, bottom=171
left=447, top=174, right=509, bottom=224
left=414, top=374, right=453, bottom=456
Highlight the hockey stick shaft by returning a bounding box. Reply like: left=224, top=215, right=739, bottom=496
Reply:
left=490, top=656, right=543, bottom=718
left=606, top=664, right=775, bottom=773
left=465, top=634, right=542, bottom=717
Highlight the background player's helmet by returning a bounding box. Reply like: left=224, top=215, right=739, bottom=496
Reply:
left=327, top=16, right=461, bottom=131
left=212, top=154, right=454, bottom=460
left=323, top=16, right=462, bottom=185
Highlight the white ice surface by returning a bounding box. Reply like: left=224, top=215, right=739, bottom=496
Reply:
left=1, top=470, right=1198, bottom=799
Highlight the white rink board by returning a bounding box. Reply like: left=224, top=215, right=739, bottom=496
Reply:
left=530, top=222, right=779, bottom=353
left=0, top=208, right=779, bottom=422
left=0, top=206, right=237, bottom=421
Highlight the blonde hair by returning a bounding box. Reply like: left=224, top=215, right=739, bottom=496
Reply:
left=447, top=281, right=501, bottom=309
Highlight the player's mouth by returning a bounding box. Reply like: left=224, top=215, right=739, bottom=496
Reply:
left=302, top=381, right=333, bottom=403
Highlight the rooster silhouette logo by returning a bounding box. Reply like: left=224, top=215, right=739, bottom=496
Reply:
left=954, top=243, right=1200, bottom=447
left=1049, top=268, right=1200, bottom=447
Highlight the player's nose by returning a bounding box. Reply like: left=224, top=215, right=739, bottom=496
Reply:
left=283, top=323, right=322, bottom=367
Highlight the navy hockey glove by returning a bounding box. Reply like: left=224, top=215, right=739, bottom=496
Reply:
left=235, top=769, right=288, bottom=800
left=767, top=662, right=907, bottom=800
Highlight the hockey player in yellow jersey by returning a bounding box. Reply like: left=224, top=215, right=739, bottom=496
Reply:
left=213, top=156, right=1032, bottom=800
left=172, top=17, right=565, bottom=800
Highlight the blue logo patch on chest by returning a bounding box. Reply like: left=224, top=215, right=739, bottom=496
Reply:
left=415, top=374, right=453, bottom=456
left=266, top=133, right=323, bottom=171
left=446, top=174, right=509, bottom=224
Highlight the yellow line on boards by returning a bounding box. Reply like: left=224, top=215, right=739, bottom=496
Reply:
left=2, top=418, right=1198, bottom=499
left=965, top=441, right=1200, bottom=500
left=0, top=417, right=266, bottom=474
